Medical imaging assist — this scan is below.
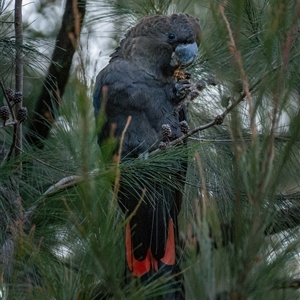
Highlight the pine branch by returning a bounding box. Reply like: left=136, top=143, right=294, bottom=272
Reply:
left=149, top=83, right=254, bottom=157
left=215, top=279, right=300, bottom=300
left=29, top=166, right=300, bottom=237
left=266, top=198, right=300, bottom=235
left=0, top=1, right=26, bottom=165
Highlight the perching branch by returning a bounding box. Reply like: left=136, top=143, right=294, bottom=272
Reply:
left=149, top=85, right=250, bottom=156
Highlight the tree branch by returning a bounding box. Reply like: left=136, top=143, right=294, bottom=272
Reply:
left=14, top=0, right=23, bottom=159
left=25, top=0, right=87, bottom=148
left=149, top=89, right=247, bottom=156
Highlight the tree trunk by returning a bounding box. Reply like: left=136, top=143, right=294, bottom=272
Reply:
left=25, top=0, right=87, bottom=148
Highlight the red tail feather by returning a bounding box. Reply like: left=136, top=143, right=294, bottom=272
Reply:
left=161, top=219, right=176, bottom=266
left=126, top=219, right=176, bottom=277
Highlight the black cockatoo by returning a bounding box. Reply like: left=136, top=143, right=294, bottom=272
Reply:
left=93, top=13, right=201, bottom=299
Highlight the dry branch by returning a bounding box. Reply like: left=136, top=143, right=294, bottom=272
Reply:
left=25, top=0, right=87, bottom=148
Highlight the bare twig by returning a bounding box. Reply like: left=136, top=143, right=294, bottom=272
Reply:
left=149, top=61, right=273, bottom=157
left=120, top=188, right=146, bottom=228
left=112, top=115, right=132, bottom=206
left=13, top=145, right=73, bottom=174
left=219, top=1, right=256, bottom=138
left=149, top=89, right=247, bottom=156
left=194, top=151, right=208, bottom=219
left=188, top=134, right=296, bottom=143
left=281, top=1, right=300, bottom=71
left=40, top=168, right=100, bottom=197
left=0, top=121, right=19, bottom=129
left=43, top=175, right=82, bottom=196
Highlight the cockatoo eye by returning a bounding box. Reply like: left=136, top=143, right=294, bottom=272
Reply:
left=168, top=33, right=176, bottom=40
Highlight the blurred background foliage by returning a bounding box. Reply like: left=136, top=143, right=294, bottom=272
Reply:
left=1, top=0, right=300, bottom=299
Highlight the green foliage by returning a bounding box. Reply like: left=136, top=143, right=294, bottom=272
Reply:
left=2, top=0, right=300, bottom=299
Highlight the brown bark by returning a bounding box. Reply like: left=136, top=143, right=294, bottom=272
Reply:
left=25, top=0, right=86, bottom=147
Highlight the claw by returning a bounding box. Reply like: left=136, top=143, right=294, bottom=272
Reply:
left=184, top=72, right=192, bottom=79
left=175, top=81, right=191, bottom=99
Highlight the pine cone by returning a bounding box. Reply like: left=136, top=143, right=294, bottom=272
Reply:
left=0, top=106, right=10, bottom=121
left=14, top=92, right=22, bottom=103
left=17, top=107, right=27, bottom=122
left=158, top=141, right=167, bottom=150
left=161, top=124, right=172, bottom=139
left=180, top=120, right=190, bottom=134
left=5, top=88, right=15, bottom=102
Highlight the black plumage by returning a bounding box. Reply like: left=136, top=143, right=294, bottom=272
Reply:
left=93, top=13, right=201, bottom=299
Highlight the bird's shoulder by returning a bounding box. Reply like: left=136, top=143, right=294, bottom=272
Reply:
left=97, top=59, right=166, bottom=87
left=94, top=59, right=175, bottom=110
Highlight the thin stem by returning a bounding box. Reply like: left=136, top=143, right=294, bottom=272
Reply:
left=149, top=88, right=248, bottom=156
left=112, top=115, right=132, bottom=208
left=219, top=2, right=256, bottom=139
left=14, top=0, right=23, bottom=160
left=0, top=80, right=16, bottom=119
